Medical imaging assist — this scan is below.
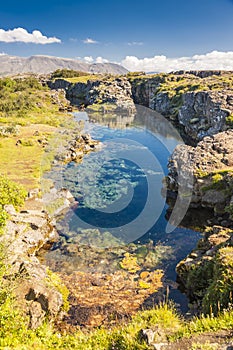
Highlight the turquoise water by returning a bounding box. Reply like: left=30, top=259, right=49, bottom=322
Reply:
left=46, top=107, right=201, bottom=311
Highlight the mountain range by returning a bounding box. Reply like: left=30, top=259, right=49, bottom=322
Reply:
left=0, top=55, right=128, bottom=76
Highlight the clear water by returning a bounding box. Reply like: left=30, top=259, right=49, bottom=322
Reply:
left=45, top=107, right=201, bottom=312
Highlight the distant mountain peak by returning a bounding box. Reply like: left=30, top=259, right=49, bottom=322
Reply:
left=0, top=54, right=128, bottom=76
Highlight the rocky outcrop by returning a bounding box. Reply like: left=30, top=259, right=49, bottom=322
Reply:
left=50, top=88, right=73, bottom=112
left=53, top=132, right=102, bottom=164
left=130, top=76, right=163, bottom=108
left=2, top=205, right=67, bottom=329
left=47, top=72, right=233, bottom=143
left=130, top=72, right=233, bottom=143
left=48, top=77, right=136, bottom=112
left=165, top=130, right=233, bottom=226
left=87, top=77, right=135, bottom=111
left=149, top=88, right=233, bottom=139
left=177, top=90, right=233, bottom=141
left=173, top=70, right=233, bottom=78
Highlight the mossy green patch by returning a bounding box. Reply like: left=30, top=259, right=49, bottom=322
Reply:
left=226, top=114, right=233, bottom=127
left=46, top=269, right=70, bottom=312
left=203, top=247, right=233, bottom=314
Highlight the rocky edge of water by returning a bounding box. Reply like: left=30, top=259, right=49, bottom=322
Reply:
left=3, top=71, right=233, bottom=343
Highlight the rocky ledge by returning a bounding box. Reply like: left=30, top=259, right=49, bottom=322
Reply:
left=165, top=129, right=233, bottom=226
left=177, top=90, right=233, bottom=142
left=53, top=131, right=102, bottom=164
left=165, top=129, right=233, bottom=314
left=48, top=76, right=136, bottom=112
left=2, top=205, right=66, bottom=329
left=130, top=71, right=233, bottom=144
left=0, top=125, right=103, bottom=329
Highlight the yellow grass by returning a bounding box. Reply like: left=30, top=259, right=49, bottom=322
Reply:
left=0, top=124, right=55, bottom=191
left=64, top=75, right=101, bottom=83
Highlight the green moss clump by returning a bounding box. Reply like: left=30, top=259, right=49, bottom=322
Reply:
left=46, top=269, right=70, bottom=312
left=185, top=259, right=215, bottom=300
left=45, top=197, right=66, bottom=216
left=203, top=247, right=233, bottom=314
left=226, top=114, right=233, bottom=127
left=212, top=173, right=223, bottom=183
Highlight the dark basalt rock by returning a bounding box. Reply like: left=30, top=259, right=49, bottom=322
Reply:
left=165, top=130, right=233, bottom=225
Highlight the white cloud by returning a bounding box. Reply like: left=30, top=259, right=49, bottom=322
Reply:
left=95, top=56, right=109, bottom=64
left=81, top=56, right=109, bottom=64
left=127, top=41, right=143, bottom=46
left=121, top=51, right=233, bottom=73
left=0, top=27, right=61, bottom=44
left=84, top=56, right=94, bottom=63
left=83, top=38, right=98, bottom=44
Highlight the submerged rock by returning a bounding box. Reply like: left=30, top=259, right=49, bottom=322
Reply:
left=61, top=268, right=164, bottom=327
left=44, top=234, right=175, bottom=327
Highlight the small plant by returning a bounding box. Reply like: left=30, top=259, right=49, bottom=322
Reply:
left=212, top=173, right=223, bottom=183
left=46, top=269, right=70, bottom=312
left=203, top=247, right=233, bottom=315
left=226, top=114, right=233, bottom=127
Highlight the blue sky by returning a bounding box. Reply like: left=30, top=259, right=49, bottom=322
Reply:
left=0, top=0, right=233, bottom=71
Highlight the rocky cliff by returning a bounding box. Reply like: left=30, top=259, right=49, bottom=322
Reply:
left=165, top=130, right=233, bottom=313
left=48, top=76, right=136, bottom=112
left=47, top=71, right=233, bottom=143
left=130, top=71, right=233, bottom=143
left=165, top=130, right=233, bottom=225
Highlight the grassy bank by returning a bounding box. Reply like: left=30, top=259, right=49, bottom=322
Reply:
left=0, top=76, right=74, bottom=190
left=0, top=297, right=233, bottom=349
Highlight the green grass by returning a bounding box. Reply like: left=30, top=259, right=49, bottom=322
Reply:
left=0, top=175, right=27, bottom=231
left=0, top=76, right=75, bottom=191
left=0, top=300, right=233, bottom=349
